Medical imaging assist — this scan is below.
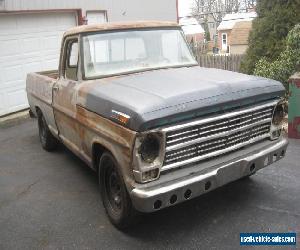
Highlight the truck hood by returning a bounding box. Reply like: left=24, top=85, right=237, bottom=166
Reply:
left=77, top=66, right=285, bottom=131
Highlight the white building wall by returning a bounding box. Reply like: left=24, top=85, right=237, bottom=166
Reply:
left=1, top=0, right=108, bottom=13
left=0, top=0, right=177, bottom=22
left=0, top=0, right=177, bottom=116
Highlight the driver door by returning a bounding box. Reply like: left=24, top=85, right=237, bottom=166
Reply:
left=52, top=36, right=82, bottom=153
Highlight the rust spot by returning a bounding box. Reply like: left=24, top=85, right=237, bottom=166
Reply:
left=75, top=106, right=136, bottom=176
left=288, top=117, right=300, bottom=139
left=76, top=106, right=136, bottom=147
left=289, top=73, right=300, bottom=88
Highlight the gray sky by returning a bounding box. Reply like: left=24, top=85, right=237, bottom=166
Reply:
left=178, top=0, right=194, bottom=17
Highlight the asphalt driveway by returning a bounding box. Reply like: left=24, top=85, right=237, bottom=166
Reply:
left=0, top=117, right=299, bottom=249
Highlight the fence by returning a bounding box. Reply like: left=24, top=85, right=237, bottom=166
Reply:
left=195, top=54, right=246, bottom=73
left=189, top=41, right=209, bottom=55
left=188, top=41, right=246, bottom=73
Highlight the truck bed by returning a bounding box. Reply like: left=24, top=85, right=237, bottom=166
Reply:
left=26, top=70, right=57, bottom=105
left=36, top=70, right=58, bottom=79
left=26, top=70, right=58, bottom=134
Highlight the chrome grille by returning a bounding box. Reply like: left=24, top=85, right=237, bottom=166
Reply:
left=162, top=101, right=276, bottom=171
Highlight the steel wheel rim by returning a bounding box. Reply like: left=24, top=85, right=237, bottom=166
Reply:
left=104, top=158, right=122, bottom=213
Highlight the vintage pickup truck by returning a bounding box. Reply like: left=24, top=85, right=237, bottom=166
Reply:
left=26, top=21, right=288, bottom=228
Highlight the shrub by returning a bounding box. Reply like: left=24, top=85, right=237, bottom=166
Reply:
left=241, top=0, right=300, bottom=74
left=253, top=24, right=300, bottom=89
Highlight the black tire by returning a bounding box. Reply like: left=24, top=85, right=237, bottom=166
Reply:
left=99, top=152, right=139, bottom=229
left=37, top=111, right=58, bottom=151
left=241, top=171, right=256, bottom=180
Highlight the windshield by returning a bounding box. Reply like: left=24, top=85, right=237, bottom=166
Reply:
left=82, top=28, right=197, bottom=78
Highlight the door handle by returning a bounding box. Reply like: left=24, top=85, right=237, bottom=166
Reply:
left=53, top=85, right=59, bottom=92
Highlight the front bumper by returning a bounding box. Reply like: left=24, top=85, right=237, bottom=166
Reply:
left=130, top=137, right=288, bottom=212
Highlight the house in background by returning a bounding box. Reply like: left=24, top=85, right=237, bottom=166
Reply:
left=230, top=21, right=253, bottom=54
left=0, top=0, right=178, bottom=116
left=180, top=17, right=205, bottom=43
left=217, top=12, right=256, bottom=54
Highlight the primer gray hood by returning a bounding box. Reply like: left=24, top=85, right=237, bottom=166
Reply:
left=78, top=66, right=285, bottom=131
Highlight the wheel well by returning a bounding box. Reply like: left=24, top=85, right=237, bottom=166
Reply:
left=92, top=143, right=108, bottom=173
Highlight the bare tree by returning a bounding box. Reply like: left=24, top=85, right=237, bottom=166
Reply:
left=240, top=0, right=256, bottom=12
left=191, top=0, right=256, bottom=19
left=191, top=0, right=224, bottom=23
left=224, top=0, right=240, bottom=13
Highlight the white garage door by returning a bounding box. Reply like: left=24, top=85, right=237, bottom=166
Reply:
left=0, top=12, right=77, bottom=116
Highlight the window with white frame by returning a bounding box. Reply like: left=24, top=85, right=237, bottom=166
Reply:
left=221, top=33, right=227, bottom=51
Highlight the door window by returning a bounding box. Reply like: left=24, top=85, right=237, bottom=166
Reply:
left=65, top=39, right=78, bottom=80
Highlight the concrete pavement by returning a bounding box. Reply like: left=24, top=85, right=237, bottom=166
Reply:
left=0, top=118, right=299, bottom=249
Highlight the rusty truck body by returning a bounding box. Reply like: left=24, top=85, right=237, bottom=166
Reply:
left=26, top=21, right=288, bottom=228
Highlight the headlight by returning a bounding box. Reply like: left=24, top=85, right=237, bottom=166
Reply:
left=138, top=134, right=160, bottom=163
left=133, top=132, right=165, bottom=183
left=270, top=100, right=286, bottom=140
left=272, top=102, right=285, bottom=126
